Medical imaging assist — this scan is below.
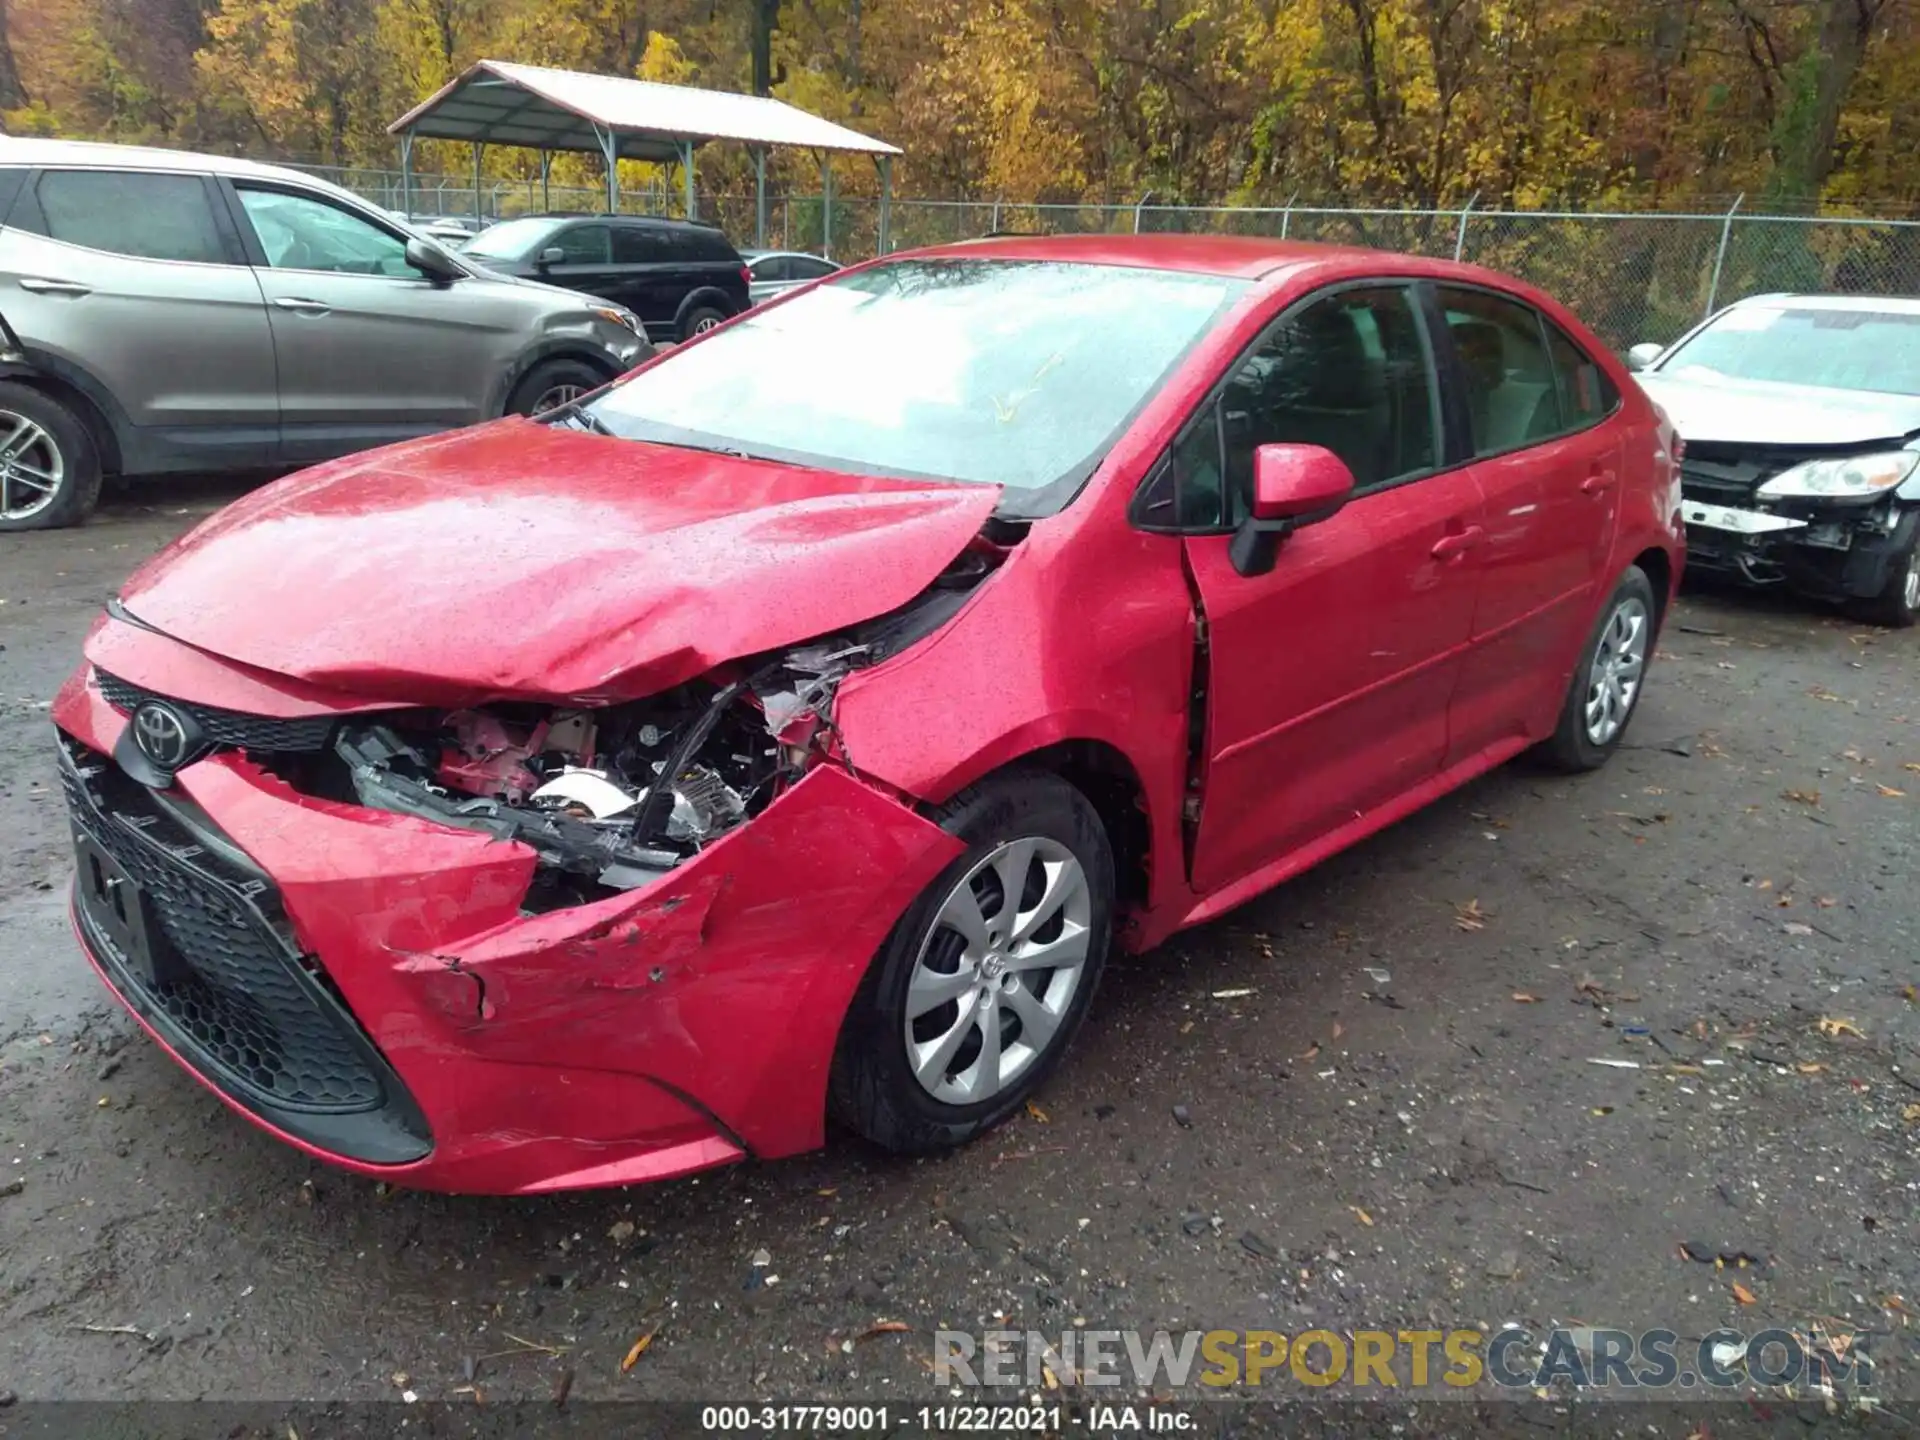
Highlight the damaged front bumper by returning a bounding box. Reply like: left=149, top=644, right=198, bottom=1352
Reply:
left=1679, top=492, right=1918, bottom=600
left=52, top=669, right=962, bottom=1194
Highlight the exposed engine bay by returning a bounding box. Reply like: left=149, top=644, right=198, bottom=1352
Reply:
left=264, top=535, right=1012, bottom=911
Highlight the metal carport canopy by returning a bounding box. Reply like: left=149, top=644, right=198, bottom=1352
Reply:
left=387, top=59, right=902, bottom=250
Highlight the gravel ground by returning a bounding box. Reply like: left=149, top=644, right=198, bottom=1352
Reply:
left=0, top=479, right=1916, bottom=1433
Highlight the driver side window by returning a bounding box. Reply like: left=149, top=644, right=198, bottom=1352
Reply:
left=236, top=186, right=413, bottom=277
left=1169, top=284, right=1438, bottom=528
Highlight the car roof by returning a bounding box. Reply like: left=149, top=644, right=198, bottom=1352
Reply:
left=904, top=232, right=1487, bottom=282
left=743, top=249, right=833, bottom=262
left=1726, top=292, right=1920, bottom=315
left=530, top=211, right=728, bottom=233
left=0, top=135, right=351, bottom=191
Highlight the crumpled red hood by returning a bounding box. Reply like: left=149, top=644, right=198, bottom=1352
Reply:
left=118, top=420, right=1001, bottom=704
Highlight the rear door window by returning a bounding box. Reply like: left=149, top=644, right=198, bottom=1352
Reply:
left=1436, top=286, right=1562, bottom=455
left=611, top=225, right=662, bottom=265
left=789, top=256, right=837, bottom=280
left=35, top=170, right=230, bottom=264
left=752, top=256, right=792, bottom=282
left=1546, top=323, right=1619, bottom=430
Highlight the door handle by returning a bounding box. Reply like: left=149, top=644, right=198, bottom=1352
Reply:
left=271, top=296, right=331, bottom=315
left=17, top=277, right=90, bottom=296
left=1431, top=524, right=1486, bottom=561
left=1581, top=467, right=1618, bottom=495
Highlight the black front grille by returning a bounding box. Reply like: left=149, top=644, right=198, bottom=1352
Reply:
left=96, top=671, right=339, bottom=753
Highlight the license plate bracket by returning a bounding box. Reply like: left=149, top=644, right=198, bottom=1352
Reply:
left=73, top=829, right=171, bottom=990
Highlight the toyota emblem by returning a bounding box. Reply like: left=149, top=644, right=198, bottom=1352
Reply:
left=132, top=702, right=195, bottom=770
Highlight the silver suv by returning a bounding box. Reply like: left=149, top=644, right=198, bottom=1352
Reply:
left=0, top=139, right=652, bottom=530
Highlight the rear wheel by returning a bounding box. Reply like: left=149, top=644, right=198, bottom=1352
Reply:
left=1851, top=522, right=1920, bottom=628
left=1539, top=565, right=1657, bottom=772
left=679, top=305, right=728, bottom=342
left=506, top=358, right=606, bottom=417
left=0, top=381, right=101, bottom=532
left=829, top=771, right=1112, bottom=1155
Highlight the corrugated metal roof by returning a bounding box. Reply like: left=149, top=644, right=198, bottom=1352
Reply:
left=389, top=60, right=901, bottom=159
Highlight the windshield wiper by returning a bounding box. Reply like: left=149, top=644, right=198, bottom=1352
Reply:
left=541, top=400, right=615, bottom=436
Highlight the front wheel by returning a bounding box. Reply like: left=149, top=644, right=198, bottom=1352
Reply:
left=1851, top=521, right=1920, bottom=628
left=506, top=358, right=606, bottom=417
left=829, top=771, right=1113, bottom=1155
left=1538, top=565, right=1657, bottom=772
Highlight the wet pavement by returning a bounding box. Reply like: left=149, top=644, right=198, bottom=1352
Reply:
left=1, top=478, right=1916, bottom=1422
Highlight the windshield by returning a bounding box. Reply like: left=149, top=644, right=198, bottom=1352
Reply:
left=587, top=257, right=1244, bottom=511
left=461, top=217, right=562, bottom=261
left=1660, top=305, right=1920, bottom=396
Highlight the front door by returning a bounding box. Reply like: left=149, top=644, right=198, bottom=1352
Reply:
left=1179, top=283, right=1485, bottom=895
left=227, top=182, right=504, bottom=458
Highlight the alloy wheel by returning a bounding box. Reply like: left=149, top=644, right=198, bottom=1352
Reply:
left=1583, top=595, right=1649, bottom=746
left=904, top=837, right=1092, bottom=1106
left=693, top=315, right=721, bottom=333
left=532, top=384, right=586, bottom=414
left=1904, top=546, right=1920, bottom=613
left=0, top=409, right=65, bottom=523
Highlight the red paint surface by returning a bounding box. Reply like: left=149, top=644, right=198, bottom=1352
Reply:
left=54, top=238, right=1681, bottom=1191
left=116, top=420, right=1000, bottom=705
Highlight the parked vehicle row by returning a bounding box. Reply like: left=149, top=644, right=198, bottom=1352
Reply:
left=0, top=139, right=653, bottom=530
left=52, top=232, right=1685, bottom=1192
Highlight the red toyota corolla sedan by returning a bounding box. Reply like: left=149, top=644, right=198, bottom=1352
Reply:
left=53, top=236, right=1683, bottom=1193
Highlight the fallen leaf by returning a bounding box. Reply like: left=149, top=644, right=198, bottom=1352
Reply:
left=1902, top=1104, right=1920, bottom=1125
left=1904, top=985, right=1917, bottom=1003
left=1878, top=784, right=1907, bottom=798
left=1331, top=1021, right=1344, bottom=1040
left=1782, top=922, right=1814, bottom=936
left=1025, top=1100, right=1050, bottom=1124
left=1667, top=1064, right=1704, bottom=1076
left=1842, top=746, right=1866, bottom=763
left=1796, top=1062, right=1826, bottom=1075
left=855, top=1320, right=913, bottom=1344
left=1732, top=1282, right=1758, bottom=1306
left=1300, top=1041, right=1321, bottom=1061
left=1511, top=992, right=1543, bottom=1003
left=1815, top=896, right=1837, bottom=908
left=1906, top=763, right=1920, bottom=774
left=620, top=1327, right=659, bottom=1371
left=1453, top=899, right=1488, bottom=931
left=607, top=1220, right=634, bottom=1242
left=1782, top=789, right=1821, bottom=806
left=816, top=1187, right=838, bottom=1197
left=1350, top=1206, right=1374, bottom=1227
left=1816, top=1017, right=1866, bottom=1040
left=1041, top=1363, right=1059, bottom=1391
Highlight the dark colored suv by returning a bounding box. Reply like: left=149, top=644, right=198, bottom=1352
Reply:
left=462, top=215, right=750, bottom=343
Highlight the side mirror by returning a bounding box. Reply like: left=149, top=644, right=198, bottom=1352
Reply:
left=537, top=245, right=566, bottom=269
left=1230, top=444, right=1355, bottom=577
left=405, top=237, right=459, bottom=286
left=1626, top=342, right=1664, bottom=372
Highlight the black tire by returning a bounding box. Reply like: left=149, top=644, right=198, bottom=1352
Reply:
left=0, top=381, right=102, bottom=532
left=1850, top=518, right=1920, bottom=628
left=678, top=305, right=729, bottom=342
left=829, top=770, right=1113, bottom=1155
left=1538, top=565, right=1659, bottom=772
left=505, top=358, right=607, bottom=417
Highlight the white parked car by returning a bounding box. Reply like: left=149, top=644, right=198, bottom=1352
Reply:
left=1629, top=292, right=1920, bottom=626
left=742, top=249, right=839, bottom=305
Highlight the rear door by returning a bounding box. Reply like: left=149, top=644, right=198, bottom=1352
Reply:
left=610, top=223, right=682, bottom=337
left=226, top=180, right=505, bottom=456
left=0, top=166, right=276, bottom=463
left=1177, top=282, right=1486, bottom=895
left=1428, top=284, right=1624, bottom=762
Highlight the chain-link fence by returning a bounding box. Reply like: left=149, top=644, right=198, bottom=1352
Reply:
left=303, top=165, right=1920, bottom=349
